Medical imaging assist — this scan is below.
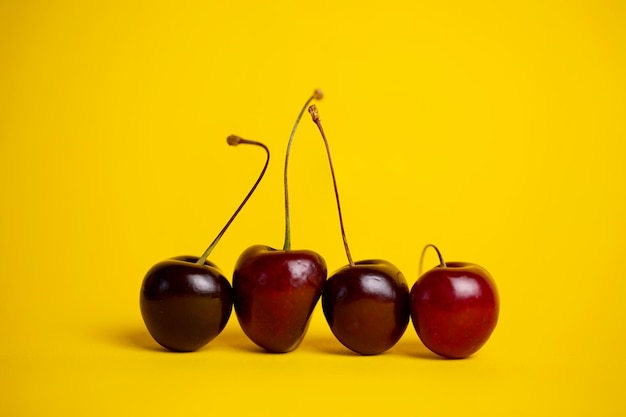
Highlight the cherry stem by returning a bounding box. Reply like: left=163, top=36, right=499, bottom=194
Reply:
left=197, top=135, right=270, bottom=265
left=418, top=243, right=447, bottom=275
left=308, top=104, right=354, bottom=266
left=282, top=89, right=323, bottom=251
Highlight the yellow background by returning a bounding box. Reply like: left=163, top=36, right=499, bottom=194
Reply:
left=1, top=1, right=625, bottom=415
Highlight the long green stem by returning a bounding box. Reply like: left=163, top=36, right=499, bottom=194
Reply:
left=282, top=89, right=323, bottom=251
left=308, top=105, right=354, bottom=266
left=418, top=243, right=447, bottom=275
left=197, top=135, right=270, bottom=265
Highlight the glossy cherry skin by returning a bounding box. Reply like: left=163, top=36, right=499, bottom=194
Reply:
left=322, top=260, right=410, bottom=355
left=410, top=262, right=499, bottom=359
left=232, top=245, right=327, bottom=353
left=140, top=255, right=233, bottom=352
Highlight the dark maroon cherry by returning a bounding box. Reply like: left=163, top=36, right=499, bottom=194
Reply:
left=140, top=136, right=269, bottom=352
left=410, top=244, right=499, bottom=359
left=322, top=260, right=410, bottom=355
left=308, top=105, right=410, bottom=355
left=140, top=256, right=232, bottom=351
left=233, top=90, right=327, bottom=353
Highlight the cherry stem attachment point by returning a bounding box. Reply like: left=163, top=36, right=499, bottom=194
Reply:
left=197, top=135, right=270, bottom=265
left=419, top=244, right=447, bottom=276
left=308, top=104, right=354, bottom=267
left=283, top=89, right=323, bottom=251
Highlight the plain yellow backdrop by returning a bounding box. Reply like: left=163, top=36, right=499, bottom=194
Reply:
left=1, top=1, right=625, bottom=415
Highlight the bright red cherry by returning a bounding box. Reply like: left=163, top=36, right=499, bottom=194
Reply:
left=410, top=244, right=499, bottom=359
left=308, top=105, right=410, bottom=355
left=140, top=136, right=269, bottom=352
left=233, top=90, right=327, bottom=353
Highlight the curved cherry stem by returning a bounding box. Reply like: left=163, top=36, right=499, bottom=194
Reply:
left=308, top=104, right=354, bottom=266
left=418, top=243, right=447, bottom=275
left=282, top=89, right=323, bottom=251
left=197, top=135, right=270, bottom=265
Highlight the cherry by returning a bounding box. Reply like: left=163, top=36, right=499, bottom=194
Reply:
left=308, top=105, right=410, bottom=355
left=140, top=135, right=269, bottom=352
left=232, top=90, right=327, bottom=353
left=410, top=244, right=499, bottom=359
left=232, top=245, right=326, bottom=353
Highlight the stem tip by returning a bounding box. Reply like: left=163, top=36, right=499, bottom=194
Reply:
left=308, top=105, right=320, bottom=122
left=227, top=135, right=242, bottom=146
